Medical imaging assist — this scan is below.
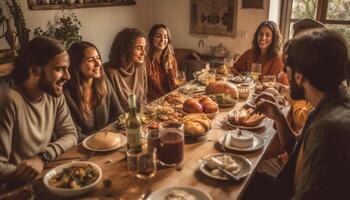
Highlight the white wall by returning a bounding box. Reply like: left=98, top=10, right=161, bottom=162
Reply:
left=147, top=0, right=270, bottom=57
left=2, top=0, right=271, bottom=60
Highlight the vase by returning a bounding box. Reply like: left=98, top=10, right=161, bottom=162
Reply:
left=4, top=18, right=17, bottom=57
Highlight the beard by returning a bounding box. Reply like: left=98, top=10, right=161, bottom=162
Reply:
left=289, top=74, right=305, bottom=100
left=38, top=72, right=62, bottom=97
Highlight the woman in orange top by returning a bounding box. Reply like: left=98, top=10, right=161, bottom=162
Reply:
left=146, top=24, right=178, bottom=101
left=232, top=21, right=287, bottom=85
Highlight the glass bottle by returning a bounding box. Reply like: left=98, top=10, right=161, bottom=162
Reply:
left=126, top=94, right=142, bottom=152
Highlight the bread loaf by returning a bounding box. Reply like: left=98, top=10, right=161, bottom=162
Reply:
left=87, top=131, right=120, bottom=149
left=180, top=114, right=211, bottom=135
left=205, top=81, right=239, bottom=99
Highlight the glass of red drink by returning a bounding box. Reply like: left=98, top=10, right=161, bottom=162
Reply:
left=158, top=121, right=184, bottom=167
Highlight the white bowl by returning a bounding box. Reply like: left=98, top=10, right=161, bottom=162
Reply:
left=230, top=131, right=254, bottom=148
left=43, top=161, right=102, bottom=197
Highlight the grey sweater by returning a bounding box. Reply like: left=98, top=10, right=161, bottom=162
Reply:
left=0, top=87, right=77, bottom=181
left=106, top=63, right=148, bottom=112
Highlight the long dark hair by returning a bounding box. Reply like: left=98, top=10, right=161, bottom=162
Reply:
left=148, top=24, right=174, bottom=72
left=66, top=41, right=107, bottom=120
left=108, top=28, right=145, bottom=69
left=12, top=36, right=66, bottom=84
left=252, top=21, right=283, bottom=60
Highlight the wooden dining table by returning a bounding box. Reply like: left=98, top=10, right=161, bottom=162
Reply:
left=5, top=82, right=285, bottom=200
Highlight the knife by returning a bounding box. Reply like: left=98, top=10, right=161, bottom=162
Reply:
left=217, top=166, right=240, bottom=181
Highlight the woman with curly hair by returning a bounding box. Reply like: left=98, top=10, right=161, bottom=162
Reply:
left=64, top=41, right=123, bottom=141
left=146, top=24, right=178, bottom=101
left=105, top=28, right=148, bottom=111
left=232, top=21, right=288, bottom=85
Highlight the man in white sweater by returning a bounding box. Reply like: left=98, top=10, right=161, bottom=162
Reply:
left=0, top=36, right=77, bottom=186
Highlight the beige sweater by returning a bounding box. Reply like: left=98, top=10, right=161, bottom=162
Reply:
left=106, top=64, right=147, bottom=112
left=0, top=87, right=77, bottom=181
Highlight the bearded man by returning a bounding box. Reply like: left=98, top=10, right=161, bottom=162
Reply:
left=0, top=36, right=77, bottom=186
left=243, top=29, right=350, bottom=199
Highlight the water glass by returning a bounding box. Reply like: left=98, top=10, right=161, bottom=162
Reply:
left=127, top=148, right=140, bottom=174
left=136, top=149, right=157, bottom=180
left=224, top=57, right=234, bottom=68
left=175, top=71, right=186, bottom=86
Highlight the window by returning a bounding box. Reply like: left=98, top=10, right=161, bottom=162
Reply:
left=280, top=0, right=350, bottom=43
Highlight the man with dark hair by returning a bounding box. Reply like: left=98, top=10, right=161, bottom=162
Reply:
left=244, top=29, right=350, bottom=199
left=0, top=36, right=77, bottom=185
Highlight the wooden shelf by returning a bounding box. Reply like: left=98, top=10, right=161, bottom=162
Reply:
left=28, top=1, right=136, bottom=10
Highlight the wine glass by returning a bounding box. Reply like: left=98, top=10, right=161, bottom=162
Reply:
left=136, top=148, right=157, bottom=181
left=175, top=70, right=186, bottom=86
left=251, top=63, right=262, bottom=82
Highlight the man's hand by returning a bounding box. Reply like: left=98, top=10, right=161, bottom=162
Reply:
left=12, top=156, right=44, bottom=182
left=253, top=98, right=284, bottom=121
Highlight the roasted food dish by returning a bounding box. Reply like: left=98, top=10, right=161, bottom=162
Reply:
left=162, top=93, right=186, bottom=107
left=208, top=93, right=237, bottom=107
left=228, top=109, right=264, bottom=127
left=183, top=97, right=219, bottom=114
left=180, top=114, right=211, bottom=136
left=205, top=81, right=239, bottom=99
left=49, top=164, right=99, bottom=189
left=86, top=131, right=120, bottom=149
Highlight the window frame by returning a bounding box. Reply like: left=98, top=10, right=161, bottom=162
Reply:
left=280, top=0, right=350, bottom=40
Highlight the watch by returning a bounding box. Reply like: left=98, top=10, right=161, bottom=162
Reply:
left=38, top=151, right=52, bottom=165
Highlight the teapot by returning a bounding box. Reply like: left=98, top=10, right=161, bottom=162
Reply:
left=210, top=43, right=228, bottom=58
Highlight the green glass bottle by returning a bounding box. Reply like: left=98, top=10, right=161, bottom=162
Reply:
left=126, top=94, right=142, bottom=152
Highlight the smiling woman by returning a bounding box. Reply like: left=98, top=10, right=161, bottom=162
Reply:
left=104, top=28, right=148, bottom=112
left=232, top=21, right=288, bottom=86
left=146, top=24, right=178, bottom=101
left=64, top=41, right=124, bottom=142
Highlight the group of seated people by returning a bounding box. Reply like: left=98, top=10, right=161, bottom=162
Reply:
left=0, top=18, right=350, bottom=199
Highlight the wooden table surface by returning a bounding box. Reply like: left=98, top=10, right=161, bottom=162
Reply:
left=6, top=82, right=284, bottom=200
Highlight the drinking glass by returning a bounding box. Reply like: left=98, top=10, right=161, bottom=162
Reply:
left=175, top=71, right=186, bottom=86
left=262, top=75, right=277, bottom=83
left=136, top=148, right=157, bottom=180
left=127, top=149, right=140, bottom=175
left=158, top=121, right=184, bottom=167
left=224, top=57, right=234, bottom=68
left=251, top=63, right=262, bottom=82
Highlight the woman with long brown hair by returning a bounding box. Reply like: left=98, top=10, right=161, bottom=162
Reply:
left=232, top=21, right=288, bottom=85
left=146, top=24, right=178, bottom=100
left=105, top=28, right=147, bottom=111
left=64, top=41, right=123, bottom=141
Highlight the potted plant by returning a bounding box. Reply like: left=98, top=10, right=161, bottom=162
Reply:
left=34, top=10, right=83, bottom=48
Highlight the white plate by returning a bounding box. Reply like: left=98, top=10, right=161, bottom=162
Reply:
left=199, top=153, right=252, bottom=181
left=146, top=186, right=212, bottom=200
left=226, top=118, right=269, bottom=130
left=82, top=132, right=127, bottom=152
left=43, top=161, right=102, bottom=197
left=218, top=132, right=264, bottom=152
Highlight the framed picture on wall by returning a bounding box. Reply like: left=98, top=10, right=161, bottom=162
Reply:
left=27, top=0, right=136, bottom=10
left=190, top=0, right=238, bottom=37
left=242, top=0, right=264, bottom=9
